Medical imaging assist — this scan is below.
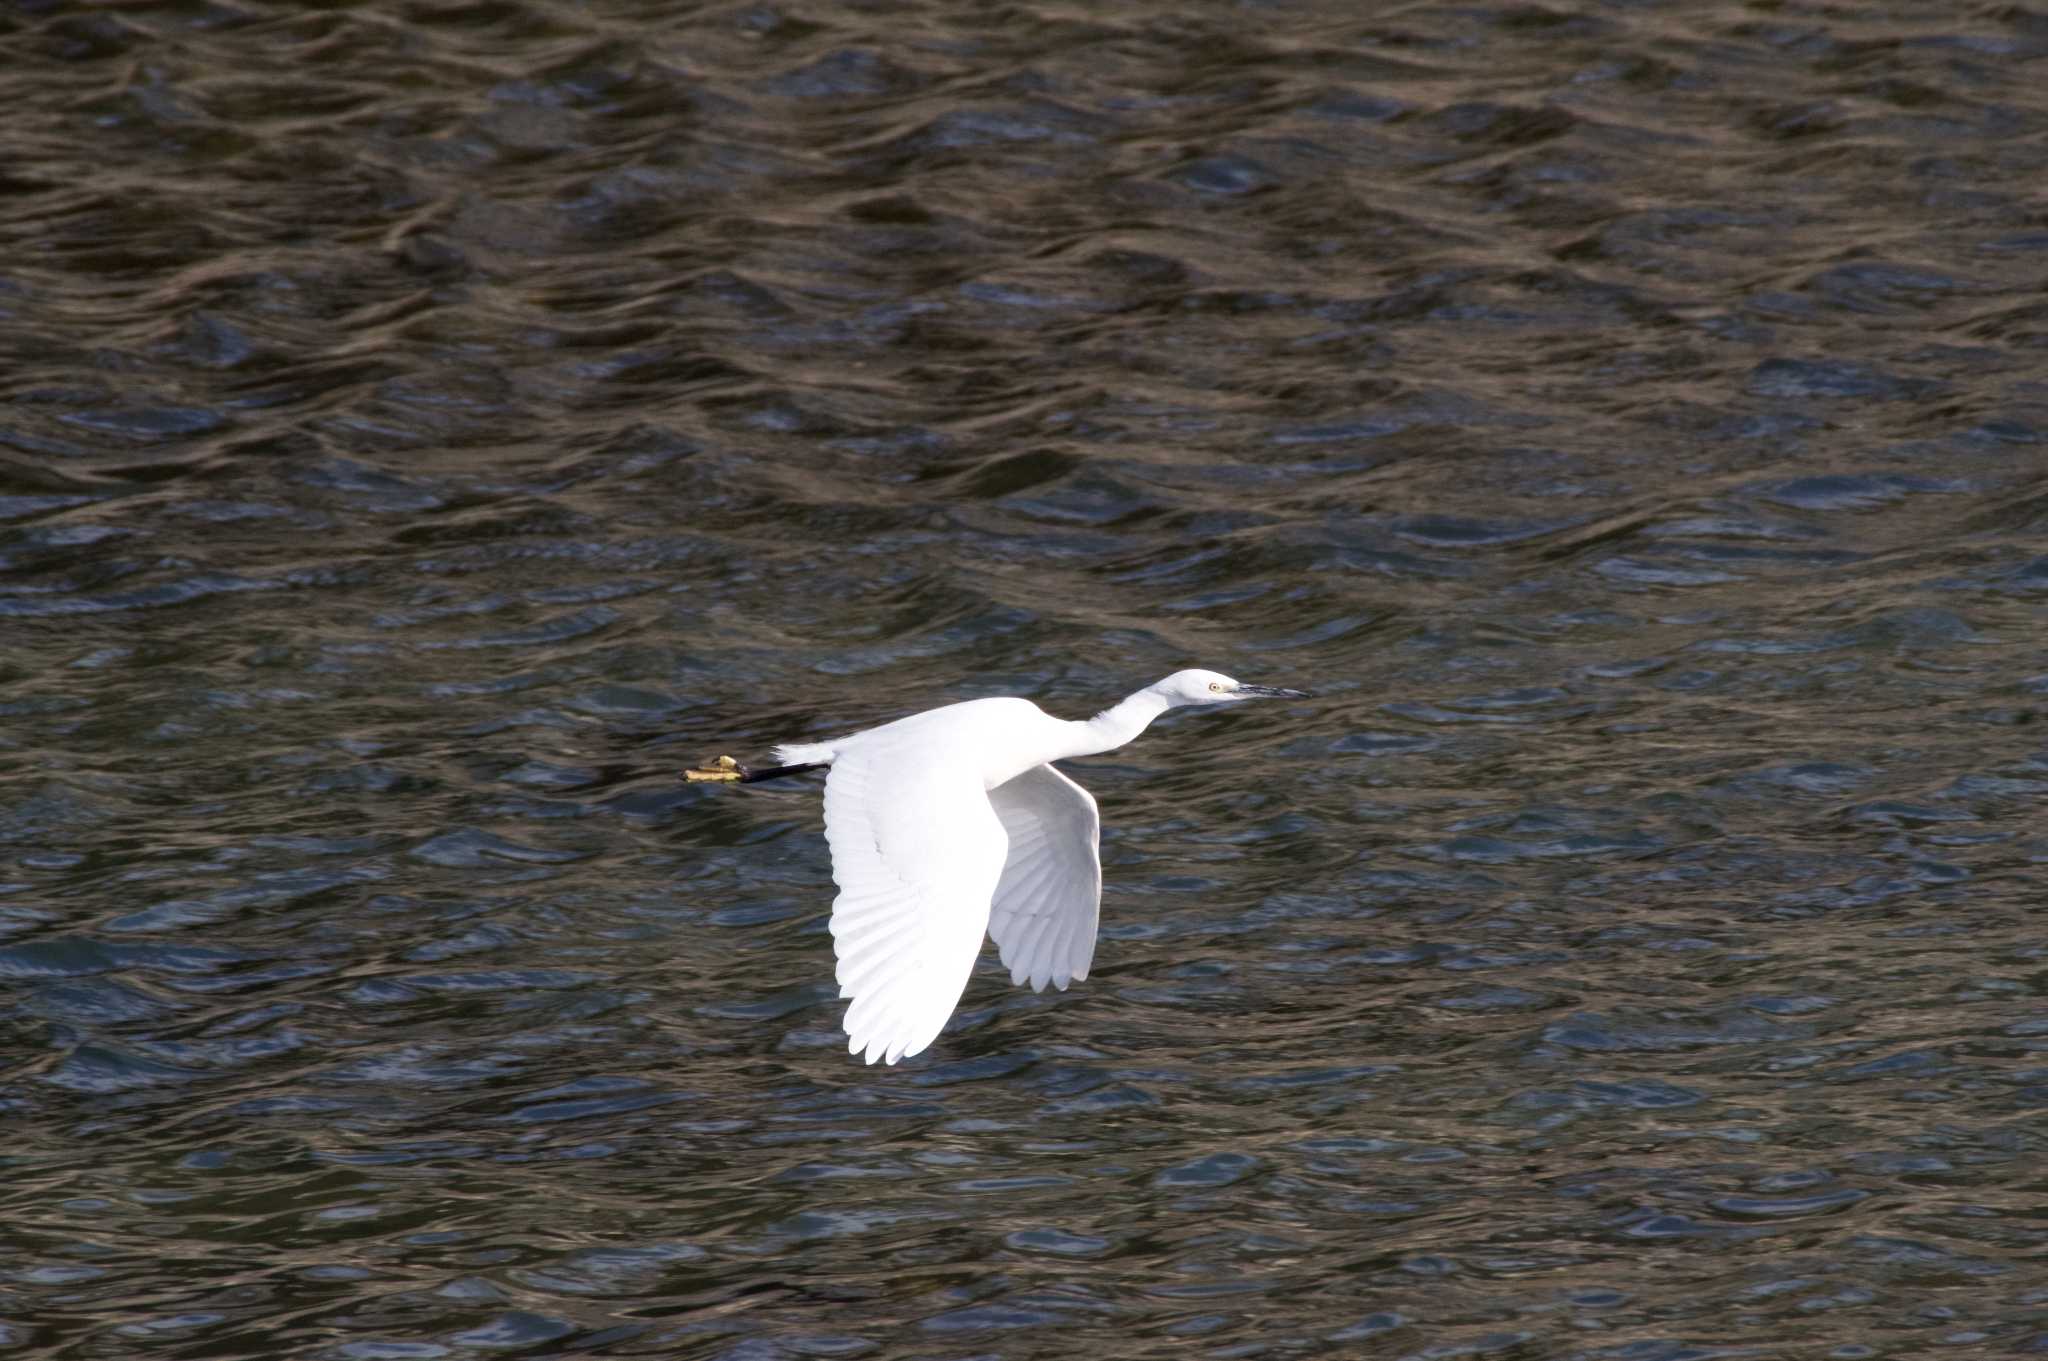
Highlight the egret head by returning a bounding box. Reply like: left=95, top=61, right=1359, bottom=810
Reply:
left=1153, top=669, right=1313, bottom=708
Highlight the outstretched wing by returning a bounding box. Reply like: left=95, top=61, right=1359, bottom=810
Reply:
left=985, top=763, right=1102, bottom=993
left=822, top=746, right=1008, bottom=1065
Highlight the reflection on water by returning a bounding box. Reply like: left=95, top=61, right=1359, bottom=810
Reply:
left=3, top=0, right=2046, bottom=1356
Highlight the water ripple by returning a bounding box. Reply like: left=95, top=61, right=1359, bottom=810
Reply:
left=3, top=0, right=2047, bottom=1356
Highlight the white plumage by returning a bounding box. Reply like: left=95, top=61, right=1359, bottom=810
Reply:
left=766, top=669, right=1310, bottom=1064
left=986, top=764, right=1101, bottom=994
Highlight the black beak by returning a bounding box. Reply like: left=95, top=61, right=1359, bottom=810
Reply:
left=1235, top=684, right=1314, bottom=699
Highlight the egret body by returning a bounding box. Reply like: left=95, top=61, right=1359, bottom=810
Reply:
left=740, top=669, right=1310, bottom=1065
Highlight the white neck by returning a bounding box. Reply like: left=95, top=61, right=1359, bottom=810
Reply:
left=1058, top=686, right=1172, bottom=761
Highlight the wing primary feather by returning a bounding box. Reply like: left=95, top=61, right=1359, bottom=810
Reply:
left=819, top=749, right=1008, bottom=1064
left=986, top=764, right=1103, bottom=1003
left=805, top=744, right=1102, bottom=1064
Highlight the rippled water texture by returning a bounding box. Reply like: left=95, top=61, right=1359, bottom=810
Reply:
left=4, top=0, right=2047, bottom=1356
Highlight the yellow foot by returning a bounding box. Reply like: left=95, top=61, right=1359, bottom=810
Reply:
left=684, top=754, right=746, bottom=783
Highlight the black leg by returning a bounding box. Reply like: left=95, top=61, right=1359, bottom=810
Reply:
left=740, top=761, right=827, bottom=784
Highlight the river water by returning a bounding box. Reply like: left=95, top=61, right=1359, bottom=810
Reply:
left=3, top=0, right=2046, bottom=1357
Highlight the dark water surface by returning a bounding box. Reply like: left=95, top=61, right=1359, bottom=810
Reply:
left=4, top=0, right=2047, bottom=1356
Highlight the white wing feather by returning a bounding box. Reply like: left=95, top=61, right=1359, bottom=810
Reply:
left=986, top=764, right=1102, bottom=993
left=821, top=745, right=1008, bottom=1065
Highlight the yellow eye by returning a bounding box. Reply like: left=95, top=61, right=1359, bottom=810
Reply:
left=1208, top=682, right=1223, bottom=692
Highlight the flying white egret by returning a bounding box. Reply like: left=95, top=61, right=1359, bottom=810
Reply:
left=687, top=670, right=1312, bottom=1065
